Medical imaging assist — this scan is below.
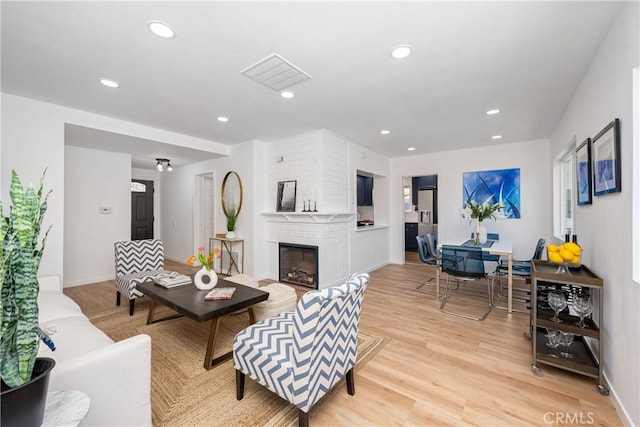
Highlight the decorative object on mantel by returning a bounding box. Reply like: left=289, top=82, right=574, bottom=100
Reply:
left=592, top=118, right=621, bottom=196
left=188, top=247, right=221, bottom=290
left=276, top=180, right=296, bottom=212
left=461, top=200, right=504, bottom=245
left=463, top=168, right=520, bottom=219
left=222, top=171, right=243, bottom=238
left=302, top=199, right=318, bottom=212
left=1, top=169, right=56, bottom=427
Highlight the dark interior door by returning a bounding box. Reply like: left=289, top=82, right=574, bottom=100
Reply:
left=131, top=179, right=154, bottom=240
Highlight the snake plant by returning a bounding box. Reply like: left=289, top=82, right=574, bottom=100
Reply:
left=0, top=169, right=52, bottom=387
left=226, top=205, right=238, bottom=232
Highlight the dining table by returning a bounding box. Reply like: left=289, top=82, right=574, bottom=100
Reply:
left=436, top=237, right=514, bottom=313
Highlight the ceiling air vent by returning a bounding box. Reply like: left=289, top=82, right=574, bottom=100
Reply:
left=240, top=53, right=311, bottom=91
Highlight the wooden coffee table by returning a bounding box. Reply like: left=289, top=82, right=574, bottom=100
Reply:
left=137, top=279, right=269, bottom=370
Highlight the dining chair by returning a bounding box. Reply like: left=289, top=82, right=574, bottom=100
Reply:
left=415, top=233, right=438, bottom=294
left=492, top=238, right=546, bottom=313
left=440, top=245, right=493, bottom=321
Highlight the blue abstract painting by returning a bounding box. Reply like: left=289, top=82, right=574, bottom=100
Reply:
left=463, top=168, right=521, bottom=219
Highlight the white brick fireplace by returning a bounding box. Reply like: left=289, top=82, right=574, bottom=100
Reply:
left=263, top=130, right=354, bottom=288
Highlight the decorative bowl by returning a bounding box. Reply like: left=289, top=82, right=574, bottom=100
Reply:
left=547, top=242, right=582, bottom=269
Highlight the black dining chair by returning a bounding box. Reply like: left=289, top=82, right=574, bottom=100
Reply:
left=415, top=234, right=438, bottom=294
left=440, top=245, right=493, bottom=321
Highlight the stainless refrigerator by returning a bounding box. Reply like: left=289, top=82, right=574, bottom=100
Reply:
left=418, top=190, right=438, bottom=240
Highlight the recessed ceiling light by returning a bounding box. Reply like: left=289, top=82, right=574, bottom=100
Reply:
left=280, top=91, right=295, bottom=99
left=408, top=147, right=416, bottom=151
left=486, top=109, right=500, bottom=115
left=380, top=130, right=390, bottom=135
left=217, top=116, right=229, bottom=122
left=390, top=45, right=412, bottom=59
left=99, top=79, right=119, bottom=88
left=492, top=135, right=503, bottom=140
left=147, top=21, right=175, bottom=39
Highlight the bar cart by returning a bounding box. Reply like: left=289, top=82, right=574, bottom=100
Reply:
left=528, top=260, right=609, bottom=395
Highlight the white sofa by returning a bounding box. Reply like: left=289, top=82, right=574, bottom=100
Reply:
left=37, top=275, right=152, bottom=427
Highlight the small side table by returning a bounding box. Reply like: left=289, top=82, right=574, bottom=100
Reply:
left=209, top=237, right=244, bottom=275
left=42, top=390, right=90, bottom=427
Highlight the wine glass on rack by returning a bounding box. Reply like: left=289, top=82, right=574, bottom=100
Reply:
left=560, top=332, right=575, bottom=358
left=545, top=329, right=561, bottom=358
left=574, top=295, right=593, bottom=328
left=547, top=291, right=567, bottom=323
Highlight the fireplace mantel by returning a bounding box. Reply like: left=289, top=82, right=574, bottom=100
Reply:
left=262, top=212, right=354, bottom=224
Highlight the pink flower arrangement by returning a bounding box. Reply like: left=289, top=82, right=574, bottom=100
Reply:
left=187, top=246, right=220, bottom=271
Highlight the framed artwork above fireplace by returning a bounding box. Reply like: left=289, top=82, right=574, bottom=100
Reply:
left=276, top=180, right=297, bottom=212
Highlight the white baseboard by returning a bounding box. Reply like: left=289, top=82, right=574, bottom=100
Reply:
left=603, top=371, right=635, bottom=426
left=63, top=274, right=114, bottom=288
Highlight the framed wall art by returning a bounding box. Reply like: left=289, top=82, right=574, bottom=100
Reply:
left=576, top=138, right=592, bottom=205
left=276, top=180, right=297, bottom=212
left=462, top=168, right=520, bottom=218
left=592, top=118, right=621, bottom=196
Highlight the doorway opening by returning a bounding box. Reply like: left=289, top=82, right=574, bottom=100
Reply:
left=403, top=174, right=438, bottom=265
left=194, top=172, right=215, bottom=256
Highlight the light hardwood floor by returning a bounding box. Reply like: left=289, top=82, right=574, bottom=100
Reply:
left=64, top=261, right=622, bottom=426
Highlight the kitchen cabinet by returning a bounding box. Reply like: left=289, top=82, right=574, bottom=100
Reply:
left=357, top=175, right=373, bottom=206
left=528, top=260, right=608, bottom=395
left=405, top=222, right=418, bottom=251
left=411, top=175, right=438, bottom=205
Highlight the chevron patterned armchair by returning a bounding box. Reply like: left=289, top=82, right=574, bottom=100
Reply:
left=233, top=272, right=369, bottom=427
left=114, top=239, right=169, bottom=315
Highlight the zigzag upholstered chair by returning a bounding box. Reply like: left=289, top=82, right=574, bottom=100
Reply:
left=233, top=272, right=369, bottom=427
left=114, top=239, right=169, bottom=315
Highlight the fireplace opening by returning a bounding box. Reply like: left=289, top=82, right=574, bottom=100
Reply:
left=279, top=243, right=318, bottom=289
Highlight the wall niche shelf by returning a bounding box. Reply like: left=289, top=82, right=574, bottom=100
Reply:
left=261, top=212, right=354, bottom=224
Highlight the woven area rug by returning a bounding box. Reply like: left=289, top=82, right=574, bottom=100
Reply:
left=89, top=301, right=387, bottom=426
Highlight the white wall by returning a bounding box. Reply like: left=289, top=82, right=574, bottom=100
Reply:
left=550, top=3, right=639, bottom=424
left=160, top=140, right=257, bottom=275
left=64, top=146, right=130, bottom=286
left=2, top=94, right=66, bottom=278
left=1, top=93, right=228, bottom=283
left=390, top=139, right=552, bottom=263
left=350, top=142, right=391, bottom=274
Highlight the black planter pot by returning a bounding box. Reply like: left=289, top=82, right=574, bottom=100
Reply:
left=1, top=357, right=56, bottom=427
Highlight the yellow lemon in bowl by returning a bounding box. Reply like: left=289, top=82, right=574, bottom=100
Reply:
left=548, top=252, right=564, bottom=265
left=560, top=249, right=574, bottom=261
left=547, top=244, right=560, bottom=253
left=565, top=242, right=582, bottom=255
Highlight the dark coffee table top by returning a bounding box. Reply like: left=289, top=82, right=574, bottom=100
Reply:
left=137, top=278, right=269, bottom=322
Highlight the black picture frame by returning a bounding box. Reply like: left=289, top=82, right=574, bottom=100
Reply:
left=576, top=138, right=592, bottom=205
left=276, top=180, right=297, bottom=212
left=592, top=118, right=621, bottom=196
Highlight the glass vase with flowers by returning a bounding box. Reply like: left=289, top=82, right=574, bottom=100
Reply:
left=461, top=200, right=504, bottom=244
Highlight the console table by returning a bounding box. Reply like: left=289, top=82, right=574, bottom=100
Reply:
left=209, top=237, right=244, bottom=275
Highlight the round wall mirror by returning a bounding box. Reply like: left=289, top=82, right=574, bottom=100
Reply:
left=221, top=171, right=243, bottom=217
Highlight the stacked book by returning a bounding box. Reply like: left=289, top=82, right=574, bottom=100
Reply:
left=154, top=272, right=192, bottom=288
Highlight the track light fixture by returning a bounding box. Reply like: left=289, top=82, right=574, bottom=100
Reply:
left=156, top=158, right=172, bottom=172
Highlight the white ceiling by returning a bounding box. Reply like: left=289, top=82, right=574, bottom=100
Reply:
left=1, top=1, right=623, bottom=166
